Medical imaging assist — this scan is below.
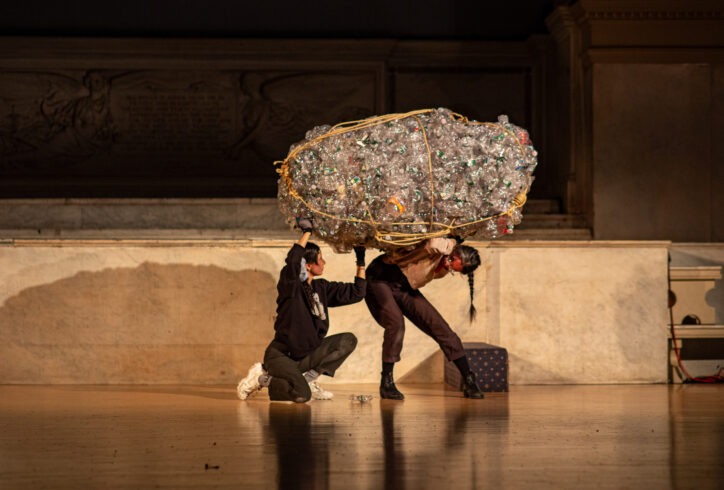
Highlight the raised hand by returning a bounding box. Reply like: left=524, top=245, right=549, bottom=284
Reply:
left=296, top=217, right=314, bottom=233
left=353, top=246, right=366, bottom=266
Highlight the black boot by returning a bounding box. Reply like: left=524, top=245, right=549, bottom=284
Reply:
left=380, top=372, right=404, bottom=400
left=462, top=372, right=484, bottom=399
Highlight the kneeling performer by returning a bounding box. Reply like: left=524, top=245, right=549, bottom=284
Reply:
left=237, top=218, right=366, bottom=402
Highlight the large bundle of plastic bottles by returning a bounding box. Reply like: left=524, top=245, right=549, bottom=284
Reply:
left=277, top=108, right=537, bottom=252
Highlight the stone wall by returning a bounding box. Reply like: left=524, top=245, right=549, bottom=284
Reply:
left=0, top=38, right=555, bottom=199
left=592, top=63, right=717, bottom=241
left=547, top=0, right=724, bottom=241
left=0, top=238, right=669, bottom=385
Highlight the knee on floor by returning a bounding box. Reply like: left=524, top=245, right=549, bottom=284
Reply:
left=294, top=383, right=312, bottom=403
left=339, top=332, right=358, bottom=353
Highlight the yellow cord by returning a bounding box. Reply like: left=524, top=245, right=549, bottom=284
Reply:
left=275, top=109, right=530, bottom=247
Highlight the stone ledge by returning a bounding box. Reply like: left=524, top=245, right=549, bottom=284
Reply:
left=0, top=236, right=670, bottom=249
left=0, top=198, right=290, bottom=230
left=0, top=198, right=575, bottom=227
left=670, top=266, right=723, bottom=281
left=669, top=325, right=724, bottom=339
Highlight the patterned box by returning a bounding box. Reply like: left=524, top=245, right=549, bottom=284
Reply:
left=444, top=342, right=509, bottom=392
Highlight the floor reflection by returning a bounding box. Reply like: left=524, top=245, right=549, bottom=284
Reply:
left=241, top=389, right=512, bottom=489
left=266, top=403, right=335, bottom=490
left=379, top=393, right=511, bottom=488
left=3, top=385, right=723, bottom=488
left=380, top=400, right=405, bottom=490
left=668, top=385, right=724, bottom=490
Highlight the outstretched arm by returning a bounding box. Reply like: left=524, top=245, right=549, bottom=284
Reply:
left=354, top=246, right=366, bottom=280
left=324, top=248, right=367, bottom=307
left=278, top=218, right=313, bottom=288
left=296, top=217, right=313, bottom=248
left=297, top=231, right=311, bottom=248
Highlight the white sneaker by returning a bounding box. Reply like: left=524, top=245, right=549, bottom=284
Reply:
left=237, top=363, right=266, bottom=400
left=309, top=380, right=334, bottom=400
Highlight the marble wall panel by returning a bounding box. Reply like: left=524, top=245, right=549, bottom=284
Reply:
left=0, top=246, right=283, bottom=383
left=493, top=244, right=669, bottom=384
left=0, top=240, right=669, bottom=385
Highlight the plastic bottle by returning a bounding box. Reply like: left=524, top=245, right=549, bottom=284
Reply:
left=349, top=394, right=374, bottom=403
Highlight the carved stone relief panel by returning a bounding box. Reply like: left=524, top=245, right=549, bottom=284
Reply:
left=0, top=69, right=378, bottom=197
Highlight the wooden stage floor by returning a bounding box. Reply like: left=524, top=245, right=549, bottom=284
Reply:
left=0, top=383, right=722, bottom=489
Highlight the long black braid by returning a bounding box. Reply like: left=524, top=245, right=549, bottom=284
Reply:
left=467, top=273, right=477, bottom=322
left=457, top=245, right=481, bottom=323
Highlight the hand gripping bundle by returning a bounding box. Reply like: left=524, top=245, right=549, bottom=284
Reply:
left=276, top=108, right=538, bottom=252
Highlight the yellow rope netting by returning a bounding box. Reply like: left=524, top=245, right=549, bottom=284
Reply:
left=274, top=109, right=530, bottom=247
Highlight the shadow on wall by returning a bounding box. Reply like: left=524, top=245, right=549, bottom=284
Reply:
left=0, top=262, right=277, bottom=384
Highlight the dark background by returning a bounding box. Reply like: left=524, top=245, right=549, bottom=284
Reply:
left=0, top=1, right=562, bottom=199
left=1, top=1, right=558, bottom=39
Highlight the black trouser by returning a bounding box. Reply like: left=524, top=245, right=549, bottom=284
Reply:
left=263, top=333, right=357, bottom=402
left=365, top=255, right=465, bottom=363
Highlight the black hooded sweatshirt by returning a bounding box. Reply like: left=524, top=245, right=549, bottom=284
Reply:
left=273, top=243, right=366, bottom=360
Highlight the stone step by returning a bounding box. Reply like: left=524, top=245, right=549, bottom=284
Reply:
left=517, top=213, right=588, bottom=229
left=0, top=197, right=565, bottom=230
left=0, top=198, right=289, bottom=231
left=0, top=227, right=593, bottom=242
left=503, top=228, right=593, bottom=240
left=0, top=198, right=589, bottom=240
left=522, top=199, right=560, bottom=214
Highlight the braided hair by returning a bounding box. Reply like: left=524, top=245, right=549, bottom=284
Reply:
left=456, top=245, right=481, bottom=322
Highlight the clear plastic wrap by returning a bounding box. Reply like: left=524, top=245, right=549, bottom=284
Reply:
left=276, top=108, right=537, bottom=252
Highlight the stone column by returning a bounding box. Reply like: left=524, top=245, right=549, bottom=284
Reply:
left=547, top=0, right=724, bottom=241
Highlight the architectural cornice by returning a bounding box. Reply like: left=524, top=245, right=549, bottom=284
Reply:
left=549, top=0, right=724, bottom=49
left=0, top=36, right=540, bottom=71
left=585, top=10, right=724, bottom=21
left=586, top=5, right=724, bottom=21
left=572, top=0, right=724, bottom=21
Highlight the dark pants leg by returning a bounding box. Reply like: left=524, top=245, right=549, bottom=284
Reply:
left=263, top=333, right=358, bottom=402
left=365, top=279, right=406, bottom=363
left=264, top=342, right=310, bottom=403
left=365, top=257, right=465, bottom=363
left=298, top=332, right=358, bottom=377
left=395, top=288, right=466, bottom=362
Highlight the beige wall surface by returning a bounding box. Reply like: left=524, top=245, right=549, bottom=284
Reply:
left=0, top=244, right=283, bottom=384
left=491, top=245, right=669, bottom=384
left=0, top=239, right=670, bottom=385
